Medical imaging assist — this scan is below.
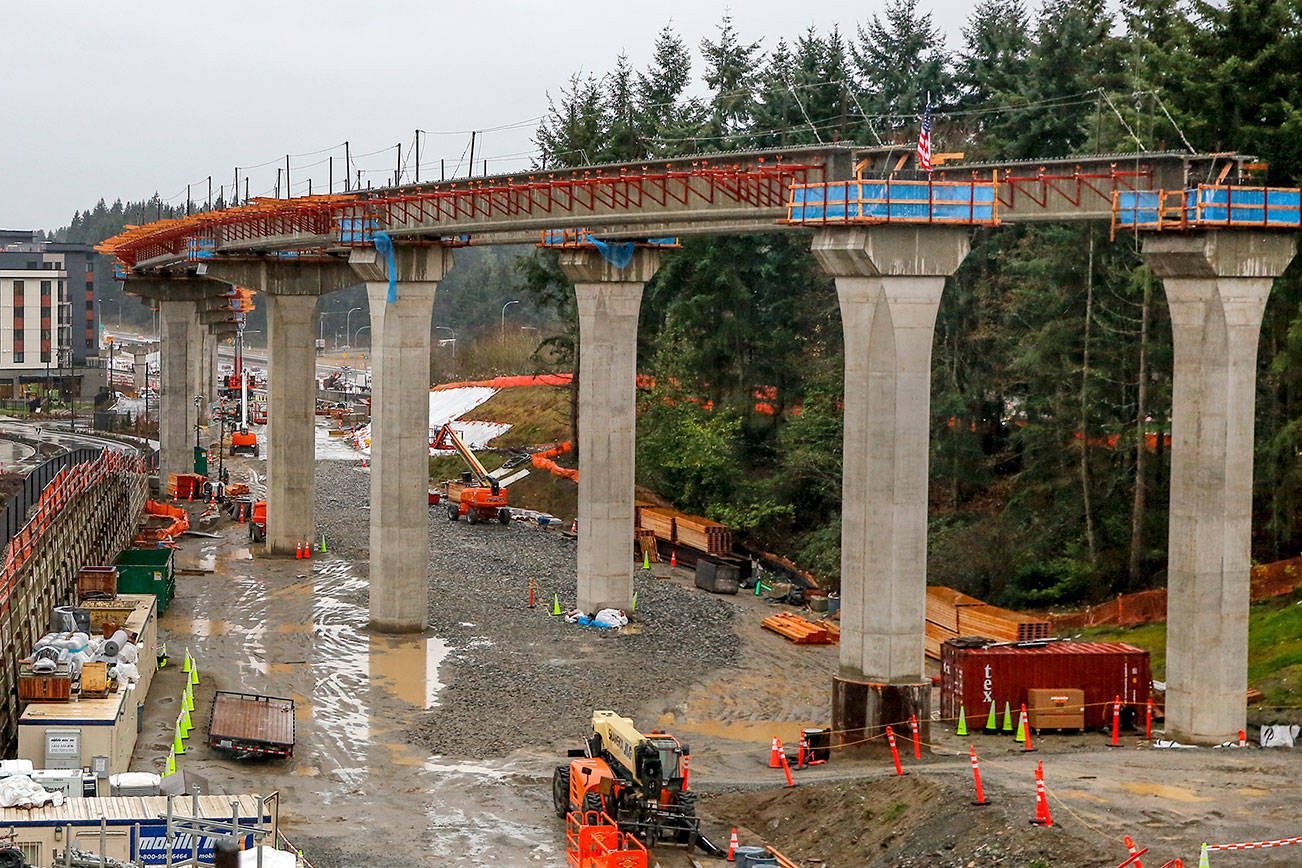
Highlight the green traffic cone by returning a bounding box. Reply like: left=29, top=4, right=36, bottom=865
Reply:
left=956, top=705, right=968, bottom=737
left=1198, top=843, right=1210, bottom=868
left=182, top=651, right=192, bottom=675
left=1001, top=702, right=1014, bottom=734
left=631, top=591, right=638, bottom=613
left=552, top=594, right=561, bottom=616
left=173, top=728, right=185, bottom=756
left=320, top=534, right=327, bottom=553
left=183, top=707, right=193, bottom=734
left=164, top=749, right=176, bottom=777
left=190, top=664, right=199, bottom=687
left=642, top=551, right=650, bottom=570
left=985, top=702, right=998, bottom=732
left=1014, top=710, right=1026, bottom=743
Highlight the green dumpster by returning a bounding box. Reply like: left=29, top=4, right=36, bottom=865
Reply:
left=113, top=548, right=177, bottom=613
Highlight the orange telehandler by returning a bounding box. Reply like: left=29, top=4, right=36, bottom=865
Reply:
left=433, top=423, right=511, bottom=525
left=552, top=711, right=723, bottom=856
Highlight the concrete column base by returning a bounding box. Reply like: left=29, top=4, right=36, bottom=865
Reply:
left=831, top=676, right=930, bottom=757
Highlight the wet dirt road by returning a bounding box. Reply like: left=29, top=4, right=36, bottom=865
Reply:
left=132, top=514, right=568, bottom=867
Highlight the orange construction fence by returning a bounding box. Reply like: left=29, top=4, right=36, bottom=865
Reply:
left=532, top=441, right=578, bottom=483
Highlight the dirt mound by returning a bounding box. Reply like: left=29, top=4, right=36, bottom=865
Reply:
left=701, top=775, right=1100, bottom=868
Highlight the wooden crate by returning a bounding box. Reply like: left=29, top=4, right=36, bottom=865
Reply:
left=77, top=566, right=118, bottom=600
left=19, top=663, right=72, bottom=702
left=958, top=604, right=1052, bottom=642
left=675, top=513, right=732, bottom=555
left=80, top=661, right=109, bottom=698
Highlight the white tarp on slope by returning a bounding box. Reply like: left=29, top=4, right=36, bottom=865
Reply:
left=349, top=387, right=511, bottom=456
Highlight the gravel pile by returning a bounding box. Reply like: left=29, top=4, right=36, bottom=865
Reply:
left=314, top=460, right=739, bottom=758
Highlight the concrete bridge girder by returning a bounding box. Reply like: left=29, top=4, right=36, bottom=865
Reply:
left=1142, top=231, right=1298, bottom=744
left=350, top=245, right=454, bottom=632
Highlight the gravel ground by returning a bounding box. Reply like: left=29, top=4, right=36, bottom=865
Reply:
left=314, top=459, right=740, bottom=758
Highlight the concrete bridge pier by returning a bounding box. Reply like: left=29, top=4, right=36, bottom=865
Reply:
left=132, top=350, right=149, bottom=395
left=351, top=245, right=453, bottom=632
left=558, top=248, right=661, bottom=614
left=156, top=298, right=202, bottom=483
left=201, top=261, right=356, bottom=556
left=812, top=226, right=971, bottom=752
left=1143, top=231, right=1298, bottom=744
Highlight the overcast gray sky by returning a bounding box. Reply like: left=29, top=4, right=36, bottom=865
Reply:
left=2, top=0, right=983, bottom=231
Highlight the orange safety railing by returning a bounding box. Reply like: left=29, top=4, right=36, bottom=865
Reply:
left=565, top=811, right=648, bottom=868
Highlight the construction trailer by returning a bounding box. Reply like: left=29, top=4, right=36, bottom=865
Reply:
left=0, top=793, right=274, bottom=866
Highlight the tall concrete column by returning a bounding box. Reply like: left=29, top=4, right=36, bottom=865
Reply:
left=157, top=299, right=199, bottom=483
left=559, top=248, right=660, bottom=613
left=132, top=351, right=148, bottom=394
left=264, top=295, right=319, bottom=555
left=200, top=260, right=357, bottom=557
left=1144, top=231, right=1297, bottom=743
left=351, top=245, right=453, bottom=632
left=812, top=226, right=970, bottom=751
left=205, top=330, right=219, bottom=410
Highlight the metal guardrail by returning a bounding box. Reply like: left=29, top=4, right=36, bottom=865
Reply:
left=0, top=447, right=101, bottom=552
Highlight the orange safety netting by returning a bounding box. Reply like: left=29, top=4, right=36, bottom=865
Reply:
left=532, top=441, right=578, bottom=483
left=432, top=374, right=573, bottom=391
left=0, top=451, right=148, bottom=612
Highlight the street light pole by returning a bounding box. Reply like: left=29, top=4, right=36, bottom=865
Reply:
left=344, top=307, right=362, bottom=348
left=501, top=299, right=520, bottom=339
left=353, top=325, right=371, bottom=348
left=434, top=326, right=457, bottom=362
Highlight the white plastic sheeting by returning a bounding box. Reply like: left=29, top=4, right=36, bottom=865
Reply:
left=348, top=387, right=512, bottom=456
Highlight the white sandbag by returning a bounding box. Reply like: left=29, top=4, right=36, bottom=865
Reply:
left=593, top=608, right=628, bottom=628
left=0, top=775, right=64, bottom=809
left=238, top=845, right=297, bottom=867
left=113, top=661, right=139, bottom=684
left=109, top=772, right=161, bottom=789
left=0, top=760, right=34, bottom=776
left=1260, top=725, right=1300, bottom=748
left=117, top=642, right=139, bottom=664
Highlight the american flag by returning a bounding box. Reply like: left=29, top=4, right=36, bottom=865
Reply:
left=917, top=103, right=932, bottom=172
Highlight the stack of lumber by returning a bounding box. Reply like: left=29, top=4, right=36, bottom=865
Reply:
left=639, top=508, right=677, bottom=543
left=762, top=612, right=836, bottom=645
left=674, top=513, right=732, bottom=555
left=925, top=586, right=1052, bottom=658
left=635, top=530, right=660, bottom=563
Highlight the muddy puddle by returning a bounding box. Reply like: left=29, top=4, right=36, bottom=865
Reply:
left=146, top=536, right=564, bottom=866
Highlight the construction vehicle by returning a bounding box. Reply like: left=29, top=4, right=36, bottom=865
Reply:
left=228, top=327, right=259, bottom=457
left=434, top=423, right=511, bottom=525
left=248, top=500, right=267, bottom=543
left=552, top=711, right=723, bottom=855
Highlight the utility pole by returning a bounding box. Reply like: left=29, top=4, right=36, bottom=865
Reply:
left=468, top=131, right=476, bottom=178
left=396, top=143, right=402, bottom=187
left=414, top=130, right=420, bottom=183
left=186, top=185, right=191, bottom=217
left=345, top=142, right=351, bottom=191
left=207, top=176, right=212, bottom=210
left=329, top=157, right=333, bottom=194
left=285, top=155, right=291, bottom=198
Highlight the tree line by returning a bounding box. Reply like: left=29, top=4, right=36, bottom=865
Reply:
left=521, top=0, right=1302, bottom=607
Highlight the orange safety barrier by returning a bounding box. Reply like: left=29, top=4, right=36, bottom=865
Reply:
left=532, top=441, right=578, bottom=483
left=565, top=811, right=647, bottom=868
left=432, top=374, right=574, bottom=391
left=141, top=500, right=189, bottom=541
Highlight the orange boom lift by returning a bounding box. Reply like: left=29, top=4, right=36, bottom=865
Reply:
left=434, top=423, right=510, bottom=525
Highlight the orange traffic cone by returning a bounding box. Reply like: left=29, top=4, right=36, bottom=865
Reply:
left=1031, top=761, right=1053, bottom=826
left=295, top=540, right=303, bottom=559
left=1124, top=835, right=1143, bottom=868
left=797, top=735, right=808, bottom=768
left=670, top=550, right=677, bottom=567
left=727, top=829, right=738, bottom=861
left=768, top=737, right=783, bottom=768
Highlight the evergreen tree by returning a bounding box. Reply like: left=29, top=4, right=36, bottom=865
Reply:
left=852, top=0, right=955, bottom=141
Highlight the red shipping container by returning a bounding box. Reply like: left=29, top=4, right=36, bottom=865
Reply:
left=940, top=639, right=1150, bottom=730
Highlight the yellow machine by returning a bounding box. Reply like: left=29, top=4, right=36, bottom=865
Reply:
left=552, top=711, right=722, bottom=855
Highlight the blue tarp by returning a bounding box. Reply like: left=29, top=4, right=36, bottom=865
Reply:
left=787, top=181, right=996, bottom=224
left=1116, top=188, right=1302, bottom=227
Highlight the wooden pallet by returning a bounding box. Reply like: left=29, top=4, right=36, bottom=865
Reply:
left=762, top=612, right=834, bottom=645
left=635, top=530, right=660, bottom=563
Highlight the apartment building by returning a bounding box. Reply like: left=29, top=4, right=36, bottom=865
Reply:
left=0, top=229, right=101, bottom=398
